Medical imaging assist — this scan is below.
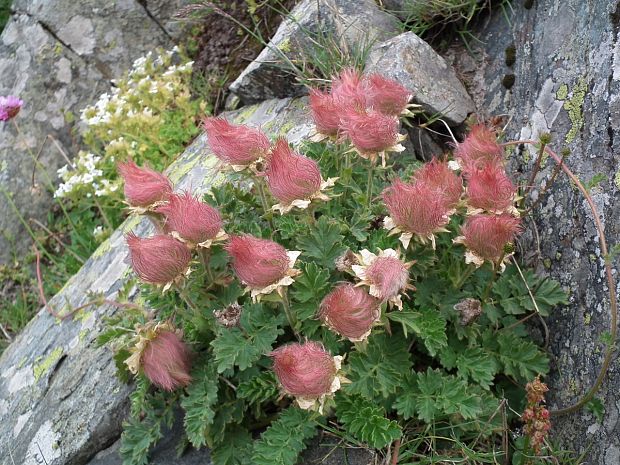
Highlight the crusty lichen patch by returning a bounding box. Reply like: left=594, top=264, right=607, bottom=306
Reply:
left=614, top=170, right=620, bottom=189
left=33, top=347, right=64, bottom=382
left=556, top=77, right=588, bottom=144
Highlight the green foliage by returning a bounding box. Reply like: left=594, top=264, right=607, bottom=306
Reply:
left=238, top=370, right=279, bottom=415
left=211, top=427, right=253, bottom=465
left=211, top=303, right=283, bottom=373
left=387, top=307, right=447, bottom=356
left=347, top=332, right=412, bottom=399
left=181, top=362, right=219, bottom=448
left=336, top=393, right=401, bottom=449
left=295, top=216, right=346, bottom=268
left=494, top=332, right=550, bottom=382
left=251, top=407, right=319, bottom=465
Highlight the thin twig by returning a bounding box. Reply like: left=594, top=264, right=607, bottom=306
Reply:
left=503, top=140, right=618, bottom=416
left=0, top=322, right=12, bottom=342
left=390, top=438, right=401, bottom=465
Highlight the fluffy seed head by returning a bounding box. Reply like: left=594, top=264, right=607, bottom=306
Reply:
left=225, top=235, right=290, bottom=288
left=203, top=117, right=270, bottom=165
left=309, top=88, right=342, bottom=137
left=117, top=160, right=172, bottom=208
left=413, top=159, right=463, bottom=209
left=271, top=341, right=337, bottom=397
left=341, top=109, right=400, bottom=153
left=265, top=139, right=322, bottom=205
left=454, top=125, right=504, bottom=172
left=382, top=179, right=450, bottom=236
left=142, top=329, right=192, bottom=391
left=366, top=74, right=412, bottom=116
left=156, top=192, right=222, bottom=244
left=331, top=68, right=368, bottom=110
left=319, top=283, right=380, bottom=340
left=0, top=95, right=23, bottom=121
left=461, top=214, right=522, bottom=262
left=365, top=256, right=410, bottom=301
left=126, top=233, right=192, bottom=285
left=466, top=163, right=516, bottom=212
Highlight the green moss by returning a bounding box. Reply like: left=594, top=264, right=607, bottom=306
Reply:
left=543, top=258, right=552, bottom=269
left=584, top=313, right=591, bottom=325
left=556, top=83, right=568, bottom=101
left=278, top=121, right=296, bottom=136
left=278, top=38, right=291, bottom=53
left=614, top=170, right=620, bottom=189
left=502, top=74, right=515, bottom=90
left=33, top=347, right=64, bottom=381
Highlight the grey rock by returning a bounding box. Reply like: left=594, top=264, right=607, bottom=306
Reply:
left=0, top=97, right=315, bottom=465
left=0, top=0, right=190, bottom=264
left=365, top=31, right=476, bottom=126
left=228, top=0, right=400, bottom=104
left=470, top=1, right=620, bottom=463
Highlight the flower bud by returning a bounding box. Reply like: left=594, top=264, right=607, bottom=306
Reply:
left=225, top=235, right=290, bottom=288
left=466, top=163, right=516, bottom=212
left=319, top=283, right=380, bottom=341
left=413, top=159, right=463, bottom=209
left=156, top=191, right=223, bottom=245
left=341, top=108, right=401, bottom=156
left=309, top=88, right=341, bottom=137
left=203, top=117, right=270, bottom=167
left=141, top=328, right=192, bottom=391
left=454, top=124, right=504, bottom=172
left=366, top=73, right=412, bottom=116
left=459, top=214, right=521, bottom=264
left=126, top=233, right=192, bottom=285
left=0, top=95, right=23, bottom=121
left=271, top=341, right=337, bottom=397
left=382, top=179, right=450, bottom=238
left=117, top=160, right=172, bottom=208
left=265, top=139, right=322, bottom=205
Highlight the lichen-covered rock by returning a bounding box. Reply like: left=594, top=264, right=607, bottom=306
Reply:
left=471, top=1, right=620, bottom=463
left=0, top=97, right=313, bottom=465
left=0, top=0, right=190, bottom=264
left=365, top=31, right=475, bottom=126
left=228, top=0, right=400, bottom=104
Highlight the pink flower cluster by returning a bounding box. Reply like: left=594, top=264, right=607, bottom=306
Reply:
left=453, top=125, right=521, bottom=265
left=309, top=69, right=411, bottom=161
left=0, top=95, right=23, bottom=121
left=382, top=159, right=462, bottom=248
left=319, top=283, right=380, bottom=341
left=118, top=161, right=224, bottom=286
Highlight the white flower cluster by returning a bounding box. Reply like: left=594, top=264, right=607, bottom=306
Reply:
left=54, top=152, right=118, bottom=199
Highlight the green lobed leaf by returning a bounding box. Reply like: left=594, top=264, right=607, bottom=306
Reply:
left=211, top=427, right=253, bottom=465
left=496, top=332, right=549, bottom=382
left=290, top=262, right=330, bottom=304
left=237, top=370, right=279, bottom=417
left=347, top=332, right=412, bottom=400
left=295, top=216, right=346, bottom=268
left=211, top=303, right=283, bottom=373
left=387, top=308, right=447, bottom=356
left=336, top=393, right=402, bottom=449
left=181, top=362, right=219, bottom=448
left=455, top=347, right=498, bottom=390
left=251, top=407, right=319, bottom=465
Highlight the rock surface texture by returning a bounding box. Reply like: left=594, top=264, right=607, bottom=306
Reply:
left=0, top=96, right=374, bottom=465
left=228, top=0, right=400, bottom=104
left=0, top=0, right=190, bottom=263
left=472, top=1, right=620, bottom=463
left=365, top=31, right=475, bottom=126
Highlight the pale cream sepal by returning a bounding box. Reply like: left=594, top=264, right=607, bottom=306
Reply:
left=125, top=321, right=177, bottom=375
left=272, top=177, right=339, bottom=215
left=246, top=251, right=301, bottom=302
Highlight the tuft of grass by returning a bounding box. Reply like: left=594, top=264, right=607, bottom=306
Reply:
left=0, top=0, right=11, bottom=33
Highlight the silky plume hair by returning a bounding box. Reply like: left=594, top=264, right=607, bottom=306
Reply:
left=117, top=159, right=173, bottom=208
left=340, top=108, right=400, bottom=153
left=413, top=158, right=463, bottom=209
left=319, top=283, right=380, bottom=340
left=366, top=73, right=412, bottom=116
left=465, top=163, right=516, bottom=212
left=461, top=214, right=522, bottom=262
left=365, top=256, right=410, bottom=301
left=225, top=235, right=290, bottom=288
left=126, top=233, right=192, bottom=285
left=453, top=124, right=504, bottom=172
left=156, top=191, right=222, bottom=244
left=141, top=330, right=192, bottom=391
left=203, top=117, right=270, bottom=165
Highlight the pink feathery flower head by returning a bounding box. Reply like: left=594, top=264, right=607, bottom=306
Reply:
left=155, top=192, right=223, bottom=245
left=365, top=255, right=410, bottom=301
left=366, top=73, right=412, bottom=116
left=319, top=283, right=380, bottom=341
left=340, top=108, right=401, bottom=155
left=225, top=235, right=290, bottom=288
left=0, top=95, right=23, bottom=121
left=309, top=88, right=342, bottom=137
left=117, top=159, right=172, bottom=208
left=142, top=329, right=192, bottom=391
left=265, top=139, right=322, bottom=205
left=413, top=158, right=463, bottom=209
left=203, top=117, right=270, bottom=167
left=460, top=214, right=522, bottom=263
left=382, top=178, right=451, bottom=237
left=454, top=124, right=504, bottom=172
left=331, top=68, right=368, bottom=110
left=466, top=163, right=516, bottom=212
left=126, top=233, right=192, bottom=285
left=271, top=341, right=337, bottom=397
